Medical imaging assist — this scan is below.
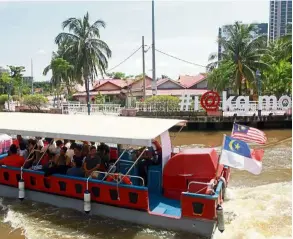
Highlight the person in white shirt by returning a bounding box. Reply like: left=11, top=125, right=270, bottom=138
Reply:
left=66, top=142, right=76, bottom=161
left=36, top=137, right=44, bottom=149
left=18, top=142, right=28, bottom=160
left=64, top=139, right=71, bottom=149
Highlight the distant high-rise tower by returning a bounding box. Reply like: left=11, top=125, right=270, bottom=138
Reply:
left=269, top=0, right=292, bottom=41
left=218, top=23, right=268, bottom=61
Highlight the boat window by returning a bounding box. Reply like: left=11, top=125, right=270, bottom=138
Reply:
left=58, top=181, right=66, bottom=191
left=128, top=192, right=138, bottom=204
left=92, top=187, right=100, bottom=197
left=109, top=189, right=118, bottom=200
left=30, top=176, right=36, bottom=186
left=75, top=184, right=83, bottom=194
left=192, top=202, right=204, bottom=215
left=43, top=178, right=51, bottom=189
left=16, top=174, right=21, bottom=182
left=3, top=172, right=9, bottom=181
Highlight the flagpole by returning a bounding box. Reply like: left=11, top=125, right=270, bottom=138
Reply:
left=231, top=118, right=236, bottom=136
left=215, top=134, right=226, bottom=178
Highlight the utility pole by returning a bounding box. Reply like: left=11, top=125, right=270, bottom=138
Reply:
left=31, top=58, right=34, bottom=94
left=256, top=69, right=261, bottom=117
left=142, top=36, right=146, bottom=100
left=151, top=0, right=157, bottom=95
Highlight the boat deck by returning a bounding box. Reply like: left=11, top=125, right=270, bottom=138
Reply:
left=149, top=194, right=181, bottom=218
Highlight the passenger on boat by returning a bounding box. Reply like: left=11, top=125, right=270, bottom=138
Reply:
left=45, top=138, right=57, bottom=152
left=66, top=158, right=84, bottom=177
left=23, top=139, right=38, bottom=169
left=54, top=146, right=71, bottom=174
left=55, top=140, right=63, bottom=156
left=36, top=137, right=44, bottom=149
left=106, top=173, right=132, bottom=185
left=0, top=144, right=25, bottom=168
left=81, top=143, right=90, bottom=158
left=17, top=135, right=28, bottom=147
left=72, top=145, right=84, bottom=165
left=97, top=143, right=110, bottom=172
left=137, top=140, right=162, bottom=185
left=64, top=139, right=71, bottom=149
left=66, top=142, right=76, bottom=159
left=83, top=146, right=101, bottom=177
left=18, top=142, right=28, bottom=159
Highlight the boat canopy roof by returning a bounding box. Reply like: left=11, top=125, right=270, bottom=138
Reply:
left=0, top=113, right=186, bottom=146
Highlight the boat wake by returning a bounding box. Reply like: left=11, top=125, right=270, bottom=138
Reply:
left=0, top=182, right=291, bottom=239
left=213, top=182, right=292, bottom=239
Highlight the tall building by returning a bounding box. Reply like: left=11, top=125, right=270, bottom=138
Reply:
left=269, top=0, right=292, bottom=41
left=218, top=23, right=268, bottom=61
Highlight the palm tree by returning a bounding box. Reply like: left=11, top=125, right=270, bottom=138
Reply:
left=207, top=21, right=270, bottom=94
left=55, top=12, right=112, bottom=115
left=264, top=34, right=292, bottom=63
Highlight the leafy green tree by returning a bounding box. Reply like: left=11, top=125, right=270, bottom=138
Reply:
left=207, top=21, right=269, bottom=94
left=23, top=94, right=48, bottom=110
left=262, top=60, right=292, bottom=97
left=107, top=72, right=126, bottom=79
left=8, top=66, right=25, bottom=97
left=145, top=95, right=180, bottom=111
left=0, top=72, right=11, bottom=94
left=55, top=12, right=112, bottom=114
left=94, top=92, right=105, bottom=104
left=43, top=57, right=73, bottom=94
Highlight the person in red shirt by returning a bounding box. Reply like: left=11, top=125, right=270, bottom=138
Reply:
left=0, top=144, right=25, bottom=168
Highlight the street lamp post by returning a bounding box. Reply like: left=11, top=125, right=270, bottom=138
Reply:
left=256, top=69, right=261, bottom=117
left=151, top=0, right=157, bottom=95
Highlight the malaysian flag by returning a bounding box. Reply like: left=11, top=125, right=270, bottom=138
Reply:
left=231, top=123, right=267, bottom=145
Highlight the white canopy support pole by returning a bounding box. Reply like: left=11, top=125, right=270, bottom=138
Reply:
left=101, top=146, right=129, bottom=181
left=35, top=139, right=54, bottom=166
left=118, top=147, right=147, bottom=184
left=170, top=125, right=184, bottom=151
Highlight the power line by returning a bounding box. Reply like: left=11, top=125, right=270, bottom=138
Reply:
left=107, top=46, right=142, bottom=72
left=155, top=48, right=206, bottom=68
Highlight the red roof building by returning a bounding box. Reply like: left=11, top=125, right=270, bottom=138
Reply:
left=73, top=74, right=208, bottom=103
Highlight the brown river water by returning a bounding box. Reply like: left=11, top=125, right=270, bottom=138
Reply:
left=0, top=129, right=291, bottom=239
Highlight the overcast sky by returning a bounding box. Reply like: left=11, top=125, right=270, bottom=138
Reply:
left=0, top=0, right=269, bottom=81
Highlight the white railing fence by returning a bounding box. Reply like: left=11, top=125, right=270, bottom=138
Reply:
left=135, top=101, right=291, bottom=116
left=61, top=103, right=122, bottom=116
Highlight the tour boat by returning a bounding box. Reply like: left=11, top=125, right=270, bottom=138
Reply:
left=0, top=113, right=230, bottom=239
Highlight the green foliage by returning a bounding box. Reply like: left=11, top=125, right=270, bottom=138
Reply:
left=33, top=81, right=52, bottom=95
left=0, top=72, right=11, bottom=94
left=145, top=95, right=180, bottom=110
left=0, top=95, right=8, bottom=105
left=107, top=72, right=126, bottom=79
left=207, top=21, right=292, bottom=96
left=262, top=60, right=292, bottom=97
left=207, top=61, right=235, bottom=92
left=54, top=12, right=112, bottom=106
left=23, top=94, right=48, bottom=110
left=207, top=21, right=269, bottom=94
left=94, top=92, right=105, bottom=104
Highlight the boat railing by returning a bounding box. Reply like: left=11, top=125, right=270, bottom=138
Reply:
left=118, top=147, right=147, bottom=184
left=86, top=171, right=145, bottom=191
left=187, top=181, right=215, bottom=193
left=101, top=148, right=128, bottom=181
